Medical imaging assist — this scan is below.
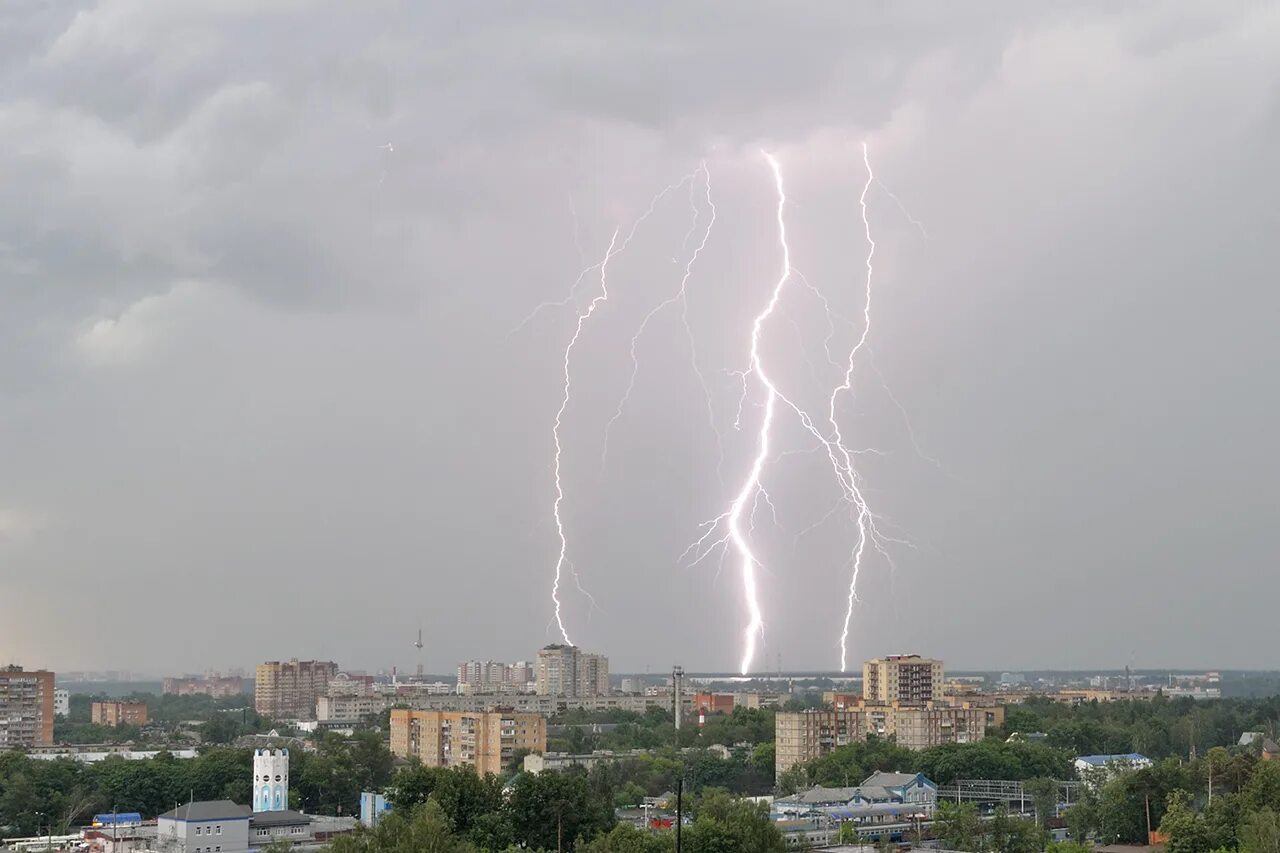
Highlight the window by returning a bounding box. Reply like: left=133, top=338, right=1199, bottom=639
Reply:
left=196, top=827, right=203, bottom=836
left=216, top=827, right=221, bottom=835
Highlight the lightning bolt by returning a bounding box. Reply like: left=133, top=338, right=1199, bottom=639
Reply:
left=542, top=144, right=917, bottom=671
left=544, top=173, right=703, bottom=644
left=685, top=144, right=906, bottom=674
left=601, top=162, right=718, bottom=471
left=709, top=151, right=793, bottom=675
left=550, top=229, right=619, bottom=640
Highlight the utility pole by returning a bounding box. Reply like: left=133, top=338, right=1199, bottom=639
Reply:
left=672, top=666, right=684, bottom=732
left=676, top=779, right=684, bottom=853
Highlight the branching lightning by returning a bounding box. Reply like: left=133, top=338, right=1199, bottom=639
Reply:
left=538, top=142, right=921, bottom=671
left=544, top=172, right=710, bottom=645
left=550, top=230, right=620, bottom=645
left=682, top=144, right=908, bottom=674
left=602, top=162, right=718, bottom=470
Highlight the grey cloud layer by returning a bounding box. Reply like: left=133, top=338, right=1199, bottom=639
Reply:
left=1, top=2, right=1276, bottom=674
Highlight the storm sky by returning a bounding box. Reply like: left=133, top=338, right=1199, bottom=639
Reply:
left=1, top=2, right=1277, bottom=676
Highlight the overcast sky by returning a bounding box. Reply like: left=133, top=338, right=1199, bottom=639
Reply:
left=1, top=2, right=1277, bottom=677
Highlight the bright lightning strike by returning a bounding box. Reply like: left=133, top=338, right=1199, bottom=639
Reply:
left=715, top=151, right=793, bottom=675
left=685, top=144, right=908, bottom=674
left=550, top=230, right=620, bottom=645
left=544, top=174, right=704, bottom=644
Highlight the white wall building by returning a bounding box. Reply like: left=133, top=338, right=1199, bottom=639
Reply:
left=54, top=689, right=70, bottom=717
left=157, top=801, right=250, bottom=853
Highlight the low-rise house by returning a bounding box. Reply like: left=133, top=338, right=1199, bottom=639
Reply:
left=157, top=801, right=251, bottom=853
left=773, top=772, right=937, bottom=822
left=1075, top=753, right=1153, bottom=785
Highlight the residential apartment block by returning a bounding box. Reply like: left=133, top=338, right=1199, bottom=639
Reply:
left=389, top=708, right=546, bottom=776
left=775, top=703, right=1001, bottom=778
left=863, top=655, right=944, bottom=705
left=456, top=660, right=531, bottom=694
left=92, top=701, right=149, bottom=727
left=0, top=665, right=55, bottom=748
left=316, top=693, right=389, bottom=724
left=535, top=645, right=608, bottom=698
left=255, top=660, right=338, bottom=720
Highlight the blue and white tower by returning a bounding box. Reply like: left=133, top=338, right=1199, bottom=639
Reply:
left=253, top=748, right=289, bottom=812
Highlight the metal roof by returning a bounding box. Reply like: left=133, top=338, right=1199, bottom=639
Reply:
left=158, top=801, right=251, bottom=822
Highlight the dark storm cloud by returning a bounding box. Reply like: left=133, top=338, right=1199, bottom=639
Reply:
left=0, top=1, right=1276, bottom=675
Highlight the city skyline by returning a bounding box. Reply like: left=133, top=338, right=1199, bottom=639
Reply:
left=2, top=3, right=1277, bottom=674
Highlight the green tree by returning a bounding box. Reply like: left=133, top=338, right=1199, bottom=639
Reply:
left=1025, top=776, right=1059, bottom=826
left=935, top=802, right=983, bottom=852
left=578, top=823, right=675, bottom=853
left=507, top=768, right=614, bottom=851
left=1241, top=808, right=1280, bottom=853
left=327, top=800, right=475, bottom=853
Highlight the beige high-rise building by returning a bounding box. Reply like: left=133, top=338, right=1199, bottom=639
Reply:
left=534, top=645, right=608, bottom=698
left=255, top=660, right=338, bottom=720
left=390, top=708, right=546, bottom=776
left=863, top=655, right=944, bottom=705
left=0, top=665, right=55, bottom=748
left=775, top=703, right=999, bottom=778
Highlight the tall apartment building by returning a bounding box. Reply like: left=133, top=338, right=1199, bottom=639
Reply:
left=255, top=660, right=338, bottom=720
left=457, top=661, right=513, bottom=693
left=775, top=704, right=998, bottom=778
left=92, top=701, right=149, bottom=727
left=389, top=708, right=546, bottom=776
left=534, top=645, right=609, bottom=698
left=509, top=661, right=534, bottom=690
left=0, top=665, right=55, bottom=748
left=863, top=655, right=944, bottom=705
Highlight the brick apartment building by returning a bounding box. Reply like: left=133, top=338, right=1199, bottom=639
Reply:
left=92, top=701, right=150, bottom=727
left=255, top=660, right=338, bottom=720
left=390, top=708, right=546, bottom=776
left=863, top=655, right=944, bottom=705
left=0, top=665, right=55, bottom=748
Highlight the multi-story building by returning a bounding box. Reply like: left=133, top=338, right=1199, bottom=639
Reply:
left=389, top=708, right=546, bottom=776
left=577, top=653, right=609, bottom=698
left=694, top=692, right=737, bottom=715
left=535, top=645, right=574, bottom=696
left=535, top=645, right=609, bottom=698
left=0, top=665, right=55, bottom=748
left=775, top=703, right=999, bottom=777
left=92, top=701, right=149, bottom=727
left=255, top=660, right=338, bottom=720
left=316, top=694, right=390, bottom=724
left=157, top=801, right=251, bottom=853
left=863, top=655, right=944, bottom=705
left=509, top=661, right=534, bottom=690
left=163, top=675, right=246, bottom=698
left=54, top=688, right=70, bottom=717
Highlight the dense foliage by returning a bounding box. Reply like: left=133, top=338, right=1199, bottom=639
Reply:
left=0, top=732, right=393, bottom=836
left=352, top=780, right=785, bottom=853
left=998, top=695, right=1280, bottom=760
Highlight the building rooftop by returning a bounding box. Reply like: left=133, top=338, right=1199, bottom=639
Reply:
left=158, top=801, right=251, bottom=822
left=862, top=771, right=928, bottom=788
left=250, top=810, right=310, bottom=828
left=1077, top=753, right=1149, bottom=766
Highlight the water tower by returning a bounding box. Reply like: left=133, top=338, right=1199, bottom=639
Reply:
left=253, top=748, right=289, bottom=812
